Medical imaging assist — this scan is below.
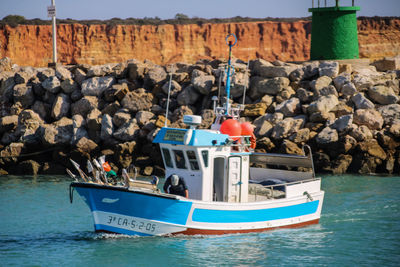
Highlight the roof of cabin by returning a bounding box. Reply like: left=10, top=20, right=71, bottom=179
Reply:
left=153, top=127, right=229, bottom=146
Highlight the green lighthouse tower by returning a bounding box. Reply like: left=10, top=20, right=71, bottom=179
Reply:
left=309, top=0, right=360, bottom=60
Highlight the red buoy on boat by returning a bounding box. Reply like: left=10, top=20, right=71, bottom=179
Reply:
left=220, top=119, right=241, bottom=140
left=240, top=122, right=254, bottom=135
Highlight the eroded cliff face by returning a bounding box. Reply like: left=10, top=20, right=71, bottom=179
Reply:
left=0, top=18, right=399, bottom=67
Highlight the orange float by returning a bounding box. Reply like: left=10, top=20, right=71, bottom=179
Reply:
left=220, top=119, right=242, bottom=141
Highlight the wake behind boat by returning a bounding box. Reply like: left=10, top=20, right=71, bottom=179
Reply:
left=69, top=34, right=324, bottom=236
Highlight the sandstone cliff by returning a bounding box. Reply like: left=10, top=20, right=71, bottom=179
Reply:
left=0, top=18, right=399, bottom=67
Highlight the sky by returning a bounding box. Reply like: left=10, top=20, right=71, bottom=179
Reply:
left=0, top=0, right=399, bottom=20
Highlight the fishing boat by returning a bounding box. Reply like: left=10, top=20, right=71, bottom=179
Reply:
left=69, top=34, right=324, bottom=236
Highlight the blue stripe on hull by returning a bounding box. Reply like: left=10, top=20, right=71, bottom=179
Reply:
left=95, top=224, right=152, bottom=236
left=75, top=187, right=192, bottom=225
left=192, top=201, right=320, bottom=223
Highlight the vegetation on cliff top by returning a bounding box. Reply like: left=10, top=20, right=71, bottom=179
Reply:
left=2, top=14, right=399, bottom=29
left=0, top=14, right=310, bottom=28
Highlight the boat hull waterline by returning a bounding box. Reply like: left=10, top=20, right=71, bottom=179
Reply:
left=72, top=183, right=324, bottom=236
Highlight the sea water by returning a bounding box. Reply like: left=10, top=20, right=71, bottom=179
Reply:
left=1, top=175, right=399, bottom=267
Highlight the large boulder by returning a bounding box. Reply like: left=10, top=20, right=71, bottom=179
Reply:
left=60, top=78, right=79, bottom=94
left=13, top=84, right=34, bottom=108
left=192, top=75, right=215, bottom=95
left=100, top=114, right=114, bottom=141
left=55, top=66, right=72, bottom=80
left=351, top=93, right=375, bottom=110
left=319, top=61, right=339, bottom=78
left=270, top=117, right=305, bottom=139
left=331, top=114, right=353, bottom=132
left=253, top=64, right=297, bottom=78
left=315, top=127, right=338, bottom=145
left=353, top=109, right=384, bottom=130
left=42, top=76, right=61, bottom=93
left=81, top=76, right=116, bottom=96
left=122, top=89, right=154, bottom=113
left=113, top=120, right=140, bottom=142
left=71, top=96, right=98, bottom=116
left=368, top=85, right=399, bottom=105
left=144, top=65, right=167, bottom=87
left=161, top=79, right=182, bottom=97
left=177, top=85, right=201, bottom=106
left=51, top=93, right=70, bottom=120
left=249, top=77, right=289, bottom=99
left=308, top=95, right=339, bottom=114
left=275, top=97, right=301, bottom=117
left=378, top=104, right=400, bottom=125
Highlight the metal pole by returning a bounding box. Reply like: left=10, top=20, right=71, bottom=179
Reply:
left=51, top=0, right=57, bottom=64
left=164, top=73, right=173, bottom=127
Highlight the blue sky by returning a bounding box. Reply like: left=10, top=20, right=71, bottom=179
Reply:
left=0, top=0, right=399, bottom=20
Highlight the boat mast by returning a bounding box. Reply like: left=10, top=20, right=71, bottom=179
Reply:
left=224, top=34, right=237, bottom=115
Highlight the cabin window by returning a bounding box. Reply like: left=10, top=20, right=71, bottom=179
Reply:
left=162, top=148, right=173, bottom=168
left=173, top=150, right=187, bottom=169
left=201, top=150, right=209, bottom=167
left=186, top=150, right=199, bottom=170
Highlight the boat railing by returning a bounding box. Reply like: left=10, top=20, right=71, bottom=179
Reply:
left=250, top=145, right=315, bottom=177
left=227, top=135, right=253, bottom=152
left=250, top=178, right=320, bottom=201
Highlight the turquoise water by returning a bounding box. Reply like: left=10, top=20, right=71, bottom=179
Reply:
left=1, top=175, right=399, bottom=266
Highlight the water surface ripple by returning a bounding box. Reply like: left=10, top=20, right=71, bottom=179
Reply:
left=1, top=175, right=399, bottom=266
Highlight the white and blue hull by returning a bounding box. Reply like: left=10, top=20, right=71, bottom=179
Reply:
left=72, top=183, right=324, bottom=236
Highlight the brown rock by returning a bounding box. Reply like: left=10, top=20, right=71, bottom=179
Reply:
left=358, top=139, right=387, bottom=160
left=242, top=103, right=267, bottom=117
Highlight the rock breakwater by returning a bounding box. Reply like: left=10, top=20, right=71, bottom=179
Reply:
left=0, top=56, right=400, bottom=176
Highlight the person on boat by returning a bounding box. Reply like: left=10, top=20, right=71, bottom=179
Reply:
left=163, top=174, right=189, bottom=198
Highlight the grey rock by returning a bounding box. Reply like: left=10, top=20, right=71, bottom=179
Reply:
left=145, top=65, right=167, bottom=87
left=310, top=76, right=332, bottom=92
left=60, top=78, right=79, bottom=94
left=37, top=68, right=55, bottom=82
left=136, top=111, right=155, bottom=126
left=161, top=79, right=182, bottom=97
left=270, top=117, right=305, bottom=139
left=331, top=114, right=353, bottom=132
left=122, top=89, right=154, bottom=113
left=351, top=93, right=375, bottom=109
left=14, top=68, right=36, bottom=84
left=0, top=115, right=18, bottom=134
left=113, top=109, right=132, bottom=128
left=316, top=127, right=338, bottom=144
left=275, top=97, right=301, bottom=117
left=81, top=76, right=116, bottom=96
left=13, top=84, right=34, bottom=108
left=86, top=109, right=102, bottom=131
left=192, top=75, right=215, bottom=95
left=55, top=66, right=72, bottom=80
left=177, top=85, right=201, bottom=106
left=368, top=85, right=399, bottom=105
left=42, top=76, right=61, bottom=93
left=319, top=61, right=339, bottom=78
left=308, top=95, right=339, bottom=114
left=113, top=119, right=139, bottom=141
left=296, top=88, right=313, bottom=103
left=377, top=104, right=400, bottom=125
left=254, top=65, right=297, bottom=78
left=353, top=109, right=384, bottom=130
left=51, top=93, right=70, bottom=120
left=333, top=74, right=351, bottom=91
left=289, top=128, right=310, bottom=144
left=341, top=82, right=357, bottom=96
left=100, top=114, right=114, bottom=141
left=71, top=96, right=99, bottom=116
left=73, top=68, right=87, bottom=85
